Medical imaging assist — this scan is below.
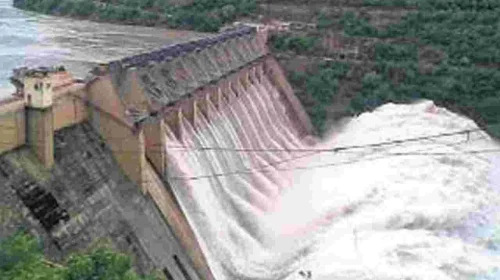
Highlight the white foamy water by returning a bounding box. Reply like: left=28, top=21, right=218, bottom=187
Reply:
left=163, top=73, right=500, bottom=280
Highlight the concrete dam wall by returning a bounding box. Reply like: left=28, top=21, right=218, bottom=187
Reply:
left=0, top=26, right=314, bottom=280
left=0, top=123, right=199, bottom=279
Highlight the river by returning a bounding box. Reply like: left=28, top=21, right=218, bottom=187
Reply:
left=0, top=0, right=207, bottom=99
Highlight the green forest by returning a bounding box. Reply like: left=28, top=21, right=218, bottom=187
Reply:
left=269, top=0, right=500, bottom=137
left=14, top=0, right=256, bottom=32
left=345, top=0, right=500, bottom=137
left=0, top=230, right=162, bottom=280
left=288, top=62, right=350, bottom=134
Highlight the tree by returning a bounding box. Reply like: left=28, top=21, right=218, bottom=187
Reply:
left=0, top=231, right=159, bottom=280
left=316, top=12, right=334, bottom=30
left=72, top=0, right=96, bottom=17
left=0, top=230, right=65, bottom=280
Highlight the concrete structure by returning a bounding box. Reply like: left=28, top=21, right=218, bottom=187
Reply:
left=0, top=26, right=314, bottom=280
left=0, top=97, right=26, bottom=154
left=26, top=107, right=54, bottom=168
left=22, top=67, right=73, bottom=108
left=0, top=124, right=200, bottom=279
left=0, top=66, right=86, bottom=167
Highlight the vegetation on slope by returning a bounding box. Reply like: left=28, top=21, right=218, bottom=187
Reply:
left=14, top=0, right=256, bottom=32
left=340, top=1, right=500, bottom=137
left=364, top=0, right=500, bottom=9
left=288, top=62, right=350, bottom=134
left=0, top=230, right=162, bottom=280
left=266, top=1, right=500, bottom=137
left=269, top=33, right=319, bottom=54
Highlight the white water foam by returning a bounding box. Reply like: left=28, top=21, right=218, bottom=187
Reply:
left=164, top=74, right=500, bottom=280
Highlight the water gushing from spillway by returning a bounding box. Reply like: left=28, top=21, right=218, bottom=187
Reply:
left=163, top=71, right=500, bottom=280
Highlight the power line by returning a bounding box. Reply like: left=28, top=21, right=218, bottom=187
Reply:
left=64, top=88, right=498, bottom=155
left=93, top=127, right=488, bottom=154
left=161, top=128, right=485, bottom=153
left=0, top=120, right=489, bottom=183
left=0, top=96, right=492, bottom=163
left=60, top=94, right=500, bottom=182
left=165, top=146, right=500, bottom=181
left=64, top=97, right=496, bottom=163
left=69, top=101, right=488, bottom=155
left=0, top=100, right=475, bottom=150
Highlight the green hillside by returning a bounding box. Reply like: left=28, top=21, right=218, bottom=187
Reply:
left=269, top=0, right=500, bottom=137
left=14, top=0, right=256, bottom=32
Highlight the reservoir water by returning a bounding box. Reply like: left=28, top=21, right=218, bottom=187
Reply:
left=0, top=0, right=206, bottom=98
left=2, top=1, right=500, bottom=279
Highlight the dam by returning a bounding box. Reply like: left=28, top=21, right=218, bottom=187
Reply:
left=0, top=25, right=315, bottom=280
left=1, top=23, right=500, bottom=280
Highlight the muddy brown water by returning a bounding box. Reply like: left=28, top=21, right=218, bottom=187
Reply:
left=0, top=0, right=209, bottom=99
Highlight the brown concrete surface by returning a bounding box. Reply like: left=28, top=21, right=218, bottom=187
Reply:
left=143, top=164, right=215, bottom=280
left=117, top=68, right=153, bottom=113
left=143, top=118, right=166, bottom=176
left=86, top=75, right=215, bottom=280
left=86, top=76, right=146, bottom=191
left=26, top=107, right=54, bottom=168
left=0, top=104, right=25, bottom=155
left=53, top=88, right=88, bottom=131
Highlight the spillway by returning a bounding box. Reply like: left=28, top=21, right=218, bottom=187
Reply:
left=163, top=71, right=500, bottom=280
left=21, top=25, right=496, bottom=280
